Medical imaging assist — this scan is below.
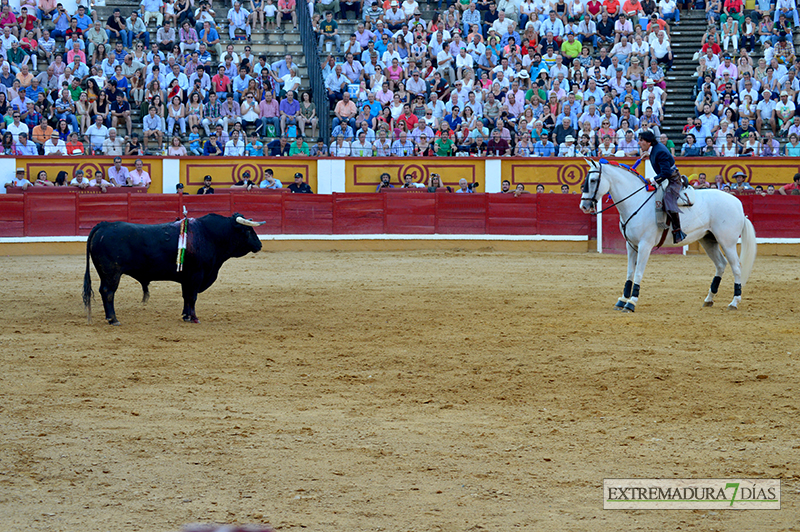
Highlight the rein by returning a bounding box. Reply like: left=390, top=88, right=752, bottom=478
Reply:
left=583, top=163, right=660, bottom=249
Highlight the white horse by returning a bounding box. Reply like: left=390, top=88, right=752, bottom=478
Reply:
left=579, top=159, right=757, bottom=311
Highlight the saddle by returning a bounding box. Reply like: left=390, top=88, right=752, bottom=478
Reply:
left=654, top=179, right=695, bottom=230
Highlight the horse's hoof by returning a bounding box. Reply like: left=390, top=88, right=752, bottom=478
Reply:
left=614, top=301, right=626, bottom=310
left=703, top=301, right=714, bottom=307
left=108, top=320, right=120, bottom=326
left=190, top=317, right=200, bottom=324
left=623, top=302, right=636, bottom=312
left=727, top=305, right=738, bottom=311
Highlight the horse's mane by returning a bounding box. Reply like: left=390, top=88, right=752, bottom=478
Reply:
left=596, top=159, right=653, bottom=189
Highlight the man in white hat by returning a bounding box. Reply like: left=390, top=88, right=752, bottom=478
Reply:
left=558, top=134, right=576, bottom=157
left=5, top=168, right=32, bottom=190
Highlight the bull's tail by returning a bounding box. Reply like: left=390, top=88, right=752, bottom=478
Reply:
left=83, top=227, right=97, bottom=323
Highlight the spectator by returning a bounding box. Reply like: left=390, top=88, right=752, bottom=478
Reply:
left=101, top=127, right=124, bottom=156
left=15, top=132, right=37, bottom=155
left=167, top=95, right=187, bottom=135
left=260, top=169, right=282, bottom=188
left=256, top=91, right=280, bottom=136
left=107, top=157, right=129, bottom=186
left=84, top=114, right=110, bottom=153
left=199, top=20, right=223, bottom=58
left=105, top=9, right=128, bottom=46
left=63, top=131, right=83, bottom=155
left=203, top=131, right=224, bottom=155
left=289, top=135, right=310, bottom=155
left=318, top=11, right=342, bottom=55
left=212, top=64, right=231, bottom=98
left=276, top=0, right=297, bottom=30
left=142, top=0, right=165, bottom=26
left=228, top=1, right=252, bottom=42
left=68, top=169, right=91, bottom=189
left=87, top=171, right=110, bottom=191
left=760, top=131, right=780, bottom=156
left=267, top=133, right=291, bottom=155
left=288, top=172, right=312, bottom=193
left=156, top=20, right=176, bottom=52
left=202, top=91, right=224, bottom=136
left=330, top=133, right=351, bottom=155
left=128, top=11, right=149, bottom=48
left=129, top=159, right=152, bottom=188
left=220, top=93, right=242, bottom=132
left=144, top=104, right=166, bottom=146
left=778, top=173, right=800, bottom=194
left=224, top=130, right=246, bottom=155
left=277, top=89, right=300, bottom=135
left=110, top=93, right=132, bottom=136
left=4, top=170, right=31, bottom=193
left=197, top=175, right=215, bottom=194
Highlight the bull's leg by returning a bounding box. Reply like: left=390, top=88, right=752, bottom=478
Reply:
left=181, top=285, right=200, bottom=324
left=615, top=242, right=638, bottom=310
left=699, top=236, right=727, bottom=307
left=99, top=274, right=122, bottom=325
left=141, top=281, right=150, bottom=304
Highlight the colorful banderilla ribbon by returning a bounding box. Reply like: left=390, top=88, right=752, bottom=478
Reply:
left=176, top=206, right=188, bottom=272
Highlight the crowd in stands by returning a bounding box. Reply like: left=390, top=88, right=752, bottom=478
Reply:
left=315, top=0, right=800, bottom=157
left=0, top=0, right=314, bottom=156
left=4, top=156, right=152, bottom=189
left=686, top=0, right=800, bottom=157
left=0, top=0, right=797, bottom=159
left=315, top=0, right=681, bottom=157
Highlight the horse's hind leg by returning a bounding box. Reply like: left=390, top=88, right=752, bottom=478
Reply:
left=719, top=240, right=743, bottom=310
left=615, top=242, right=638, bottom=310
left=699, top=235, right=727, bottom=307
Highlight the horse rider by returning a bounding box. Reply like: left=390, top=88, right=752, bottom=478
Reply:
left=638, top=130, right=686, bottom=244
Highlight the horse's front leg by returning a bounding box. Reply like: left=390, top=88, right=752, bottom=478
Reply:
left=623, top=242, right=654, bottom=313
left=615, top=242, right=638, bottom=310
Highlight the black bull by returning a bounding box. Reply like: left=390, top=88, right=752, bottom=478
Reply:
left=83, top=213, right=264, bottom=325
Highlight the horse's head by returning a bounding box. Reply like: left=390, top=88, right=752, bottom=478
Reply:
left=580, top=159, right=610, bottom=214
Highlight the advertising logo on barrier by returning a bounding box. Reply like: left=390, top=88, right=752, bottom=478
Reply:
left=603, top=479, right=780, bottom=510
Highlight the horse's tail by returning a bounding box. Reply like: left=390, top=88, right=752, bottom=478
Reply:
left=739, top=217, right=756, bottom=287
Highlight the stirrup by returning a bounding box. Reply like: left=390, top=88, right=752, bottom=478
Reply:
left=672, top=230, right=686, bottom=244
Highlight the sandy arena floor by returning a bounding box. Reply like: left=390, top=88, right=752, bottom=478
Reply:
left=0, top=250, right=798, bottom=531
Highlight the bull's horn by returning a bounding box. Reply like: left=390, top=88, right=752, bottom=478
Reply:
left=235, top=216, right=265, bottom=227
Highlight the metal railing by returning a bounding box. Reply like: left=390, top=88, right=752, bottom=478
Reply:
left=297, top=4, right=330, bottom=146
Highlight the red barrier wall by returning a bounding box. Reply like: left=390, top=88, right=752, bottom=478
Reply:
left=2, top=192, right=799, bottom=245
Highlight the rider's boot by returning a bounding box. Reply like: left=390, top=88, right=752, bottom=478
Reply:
left=669, top=211, right=686, bottom=244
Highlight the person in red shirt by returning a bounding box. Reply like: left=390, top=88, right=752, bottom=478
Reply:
left=65, top=17, right=82, bottom=41
left=395, top=103, right=418, bottom=130
left=0, top=5, right=17, bottom=36
left=212, top=65, right=232, bottom=98
left=603, top=0, right=621, bottom=18
left=17, top=6, right=39, bottom=39
left=65, top=132, right=85, bottom=156
left=779, top=173, right=800, bottom=195
left=721, top=0, right=744, bottom=26
left=701, top=37, right=722, bottom=55
left=622, top=0, right=644, bottom=21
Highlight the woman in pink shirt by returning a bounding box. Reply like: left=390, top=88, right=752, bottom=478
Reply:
left=386, top=58, right=404, bottom=91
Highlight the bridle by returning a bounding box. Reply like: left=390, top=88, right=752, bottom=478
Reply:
left=582, top=164, right=654, bottom=216
left=581, top=163, right=660, bottom=249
